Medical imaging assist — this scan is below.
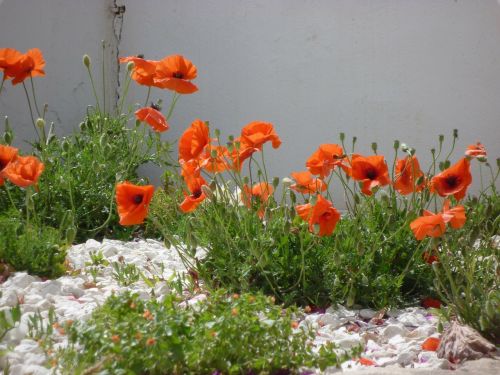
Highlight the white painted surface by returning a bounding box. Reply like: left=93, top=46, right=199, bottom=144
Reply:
left=1, top=0, right=499, bottom=204
left=0, top=0, right=117, bottom=146
left=119, top=0, right=500, bottom=196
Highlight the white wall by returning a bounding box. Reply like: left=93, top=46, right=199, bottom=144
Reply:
left=119, top=0, right=500, bottom=196
left=0, top=0, right=118, bottom=146
left=1, top=0, right=499, bottom=205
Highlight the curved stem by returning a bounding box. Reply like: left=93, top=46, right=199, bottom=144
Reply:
left=144, top=86, right=151, bottom=107
left=29, top=76, right=41, bottom=117
left=86, top=66, right=101, bottom=114
left=22, top=82, right=40, bottom=140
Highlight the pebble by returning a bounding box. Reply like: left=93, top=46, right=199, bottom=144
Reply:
left=0, top=238, right=453, bottom=373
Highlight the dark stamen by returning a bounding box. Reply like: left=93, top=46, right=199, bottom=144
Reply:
left=193, top=190, right=202, bottom=199
left=445, top=175, right=459, bottom=188
left=133, top=194, right=143, bottom=204
left=365, top=169, right=377, bottom=180
left=173, top=72, right=184, bottom=79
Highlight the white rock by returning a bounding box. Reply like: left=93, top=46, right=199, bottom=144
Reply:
left=359, top=308, right=376, bottom=320
left=382, top=323, right=409, bottom=338
left=0, top=290, right=19, bottom=307
left=4, top=273, right=39, bottom=290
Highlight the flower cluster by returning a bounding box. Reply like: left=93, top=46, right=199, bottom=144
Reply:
left=0, top=144, right=44, bottom=188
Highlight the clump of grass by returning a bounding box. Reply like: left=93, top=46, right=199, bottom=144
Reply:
left=56, top=290, right=357, bottom=374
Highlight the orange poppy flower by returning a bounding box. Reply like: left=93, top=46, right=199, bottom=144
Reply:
left=305, top=144, right=345, bottom=179
left=422, top=297, right=442, bottom=309
left=296, top=194, right=341, bottom=236
left=410, top=211, right=446, bottom=240
left=119, top=56, right=160, bottom=87
left=350, top=155, right=390, bottom=196
left=431, top=158, right=472, bottom=200
left=290, top=171, right=327, bottom=194
left=230, top=137, right=258, bottom=171
left=115, top=182, right=155, bottom=226
left=4, top=48, right=45, bottom=85
left=441, top=200, right=466, bottom=229
left=178, top=119, right=210, bottom=163
left=421, top=337, right=440, bottom=351
left=0, top=48, right=23, bottom=78
left=199, top=144, right=230, bottom=173
left=135, top=106, right=169, bottom=132
left=0, top=145, right=19, bottom=186
left=179, top=160, right=207, bottom=213
left=241, top=182, right=274, bottom=218
left=465, top=142, right=487, bottom=159
left=358, top=357, right=376, bottom=366
left=241, top=182, right=274, bottom=207
left=240, top=121, right=281, bottom=151
left=1, top=155, right=44, bottom=188
left=393, top=156, right=425, bottom=195
left=154, top=55, right=198, bottom=94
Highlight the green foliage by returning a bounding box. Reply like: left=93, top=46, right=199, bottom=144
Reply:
left=0, top=302, right=21, bottom=340
left=111, top=260, right=141, bottom=286
left=433, top=193, right=499, bottom=343
left=56, top=290, right=355, bottom=374
left=323, top=197, right=432, bottom=308
left=0, top=211, right=67, bottom=278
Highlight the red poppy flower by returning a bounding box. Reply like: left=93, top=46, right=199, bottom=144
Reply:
left=0, top=48, right=23, bottom=79
left=241, top=182, right=274, bottom=219
left=431, top=158, right=472, bottom=200
left=393, top=156, right=425, bottom=195
left=465, top=142, right=487, bottom=159
left=441, top=200, right=466, bottom=229
left=0, top=145, right=19, bottom=186
left=135, top=106, right=169, bottom=132
left=119, top=56, right=161, bottom=87
left=290, top=171, right=327, bottom=194
left=230, top=137, right=258, bottom=171
left=115, top=182, right=155, bottom=226
left=240, top=121, right=281, bottom=151
left=3, top=48, right=45, bottom=85
left=422, top=297, right=442, bottom=309
left=199, top=144, right=230, bottom=173
left=422, top=251, right=439, bottom=264
left=410, top=211, right=446, bottom=240
left=305, top=144, right=345, bottom=179
left=422, top=337, right=440, bottom=351
left=154, top=55, right=198, bottom=94
left=1, top=155, right=44, bottom=188
left=296, top=195, right=341, bottom=236
left=358, top=357, right=376, bottom=366
left=179, top=160, right=207, bottom=213
left=241, top=182, right=274, bottom=207
left=350, top=155, right=390, bottom=196
left=178, top=119, right=210, bottom=163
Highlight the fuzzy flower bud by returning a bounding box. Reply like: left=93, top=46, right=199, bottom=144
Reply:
left=281, top=177, right=292, bottom=187
left=393, top=140, right=400, bottom=150
left=127, top=61, right=134, bottom=72
left=83, top=54, right=91, bottom=68
left=36, top=118, right=45, bottom=129
left=339, top=132, right=345, bottom=142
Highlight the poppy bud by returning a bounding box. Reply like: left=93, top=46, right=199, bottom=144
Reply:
left=409, top=147, right=416, bottom=156
left=242, top=176, right=249, bottom=185
left=401, top=143, right=408, bottom=152
left=339, top=132, right=345, bottom=142
left=3, top=131, right=12, bottom=145
left=453, top=129, right=458, bottom=138
left=371, top=142, right=378, bottom=153
left=496, top=158, right=500, bottom=168
left=61, top=139, right=70, bottom=153
left=281, top=177, right=292, bottom=187
left=431, top=148, right=436, bottom=156
left=127, top=61, right=134, bottom=72
left=79, top=122, right=86, bottom=132
left=257, top=170, right=263, bottom=177
left=210, top=149, right=218, bottom=159
left=415, top=175, right=425, bottom=187
left=439, top=134, right=444, bottom=144
left=443, top=160, right=451, bottom=169
left=36, top=118, right=45, bottom=129
left=393, top=140, right=400, bottom=150
left=352, top=136, right=357, bottom=147
left=438, top=161, right=445, bottom=171
left=272, top=177, right=279, bottom=188
left=83, top=54, right=91, bottom=68
left=234, top=141, right=241, bottom=150
left=214, top=128, right=221, bottom=138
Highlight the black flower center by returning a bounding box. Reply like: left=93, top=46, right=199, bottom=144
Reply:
left=365, top=168, right=377, bottom=180
left=133, top=194, right=143, bottom=204
left=445, top=175, right=460, bottom=189
left=173, top=72, right=184, bottom=79
left=192, top=189, right=202, bottom=199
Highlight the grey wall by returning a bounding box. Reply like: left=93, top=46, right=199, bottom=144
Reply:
left=0, top=0, right=119, bottom=146
left=1, top=0, right=499, bottom=205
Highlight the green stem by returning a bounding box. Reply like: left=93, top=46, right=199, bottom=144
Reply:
left=86, top=66, right=102, bottom=114
left=118, top=71, right=132, bottom=115
left=166, top=93, right=180, bottom=121
left=29, top=76, right=41, bottom=117
left=144, top=86, right=151, bottom=107
left=0, top=75, right=5, bottom=94
left=22, top=82, right=40, bottom=140
left=102, top=42, right=106, bottom=114
left=4, top=185, right=17, bottom=211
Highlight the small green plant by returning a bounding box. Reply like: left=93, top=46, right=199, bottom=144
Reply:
left=27, top=307, right=57, bottom=341
left=0, top=211, right=67, bottom=278
left=56, top=290, right=357, bottom=374
left=0, top=302, right=21, bottom=340
left=111, top=260, right=141, bottom=286
left=84, top=250, right=109, bottom=283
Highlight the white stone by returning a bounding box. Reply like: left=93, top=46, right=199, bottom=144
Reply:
left=382, top=324, right=409, bottom=338
left=359, top=308, right=376, bottom=320
left=0, top=290, right=19, bottom=307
